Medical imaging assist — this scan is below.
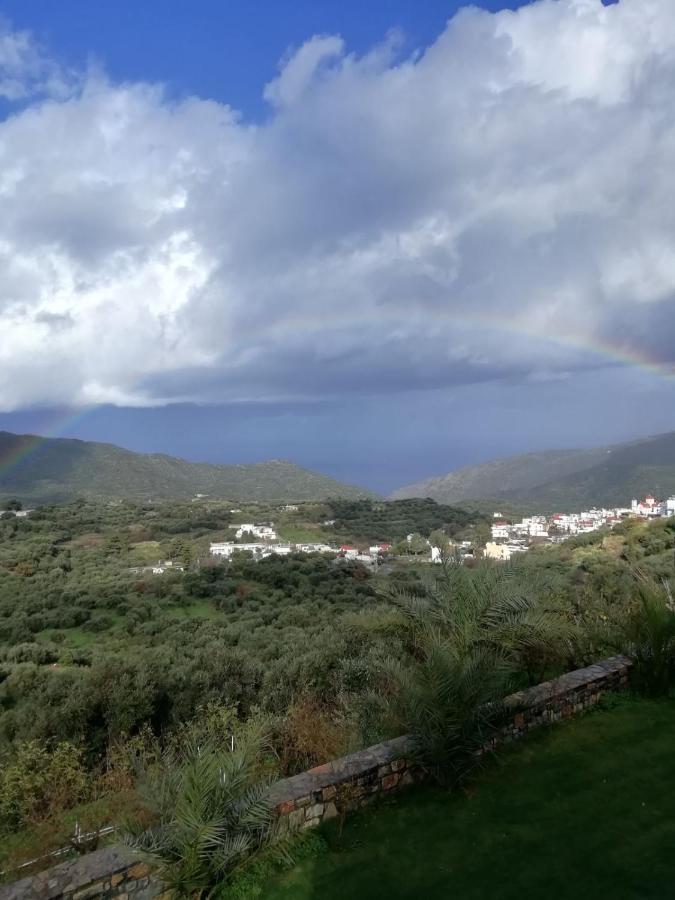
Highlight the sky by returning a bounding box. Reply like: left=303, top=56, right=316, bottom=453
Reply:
left=0, top=0, right=673, bottom=494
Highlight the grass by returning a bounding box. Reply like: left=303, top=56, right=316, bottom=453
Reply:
left=262, top=696, right=675, bottom=900
left=276, top=524, right=328, bottom=543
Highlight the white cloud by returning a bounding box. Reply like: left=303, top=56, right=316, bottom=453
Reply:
left=264, top=34, right=345, bottom=107
left=1, top=0, right=675, bottom=412
left=0, top=18, right=75, bottom=101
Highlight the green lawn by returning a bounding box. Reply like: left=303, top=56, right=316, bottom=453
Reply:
left=262, top=697, right=675, bottom=900
left=276, top=524, right=327, bottom=542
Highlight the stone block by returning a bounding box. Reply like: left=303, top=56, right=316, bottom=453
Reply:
left=322, top=784, right=336, bottom=801
left=296, top=794, right=311, bottom=807
left=276, top=799, right=296, bottom=815
left=111, top=874, right=125, bottom=887
left=128, top=864, right=152, bottom=880
left=391, top=758, right=406, bottom=772
left=382, top=773, right=400, bottom=791
left=306, top=802, right=324, bottom=820
left=323, top=801, right=338, bottom=820
left=377, top=764, right=391, bottom=778
left=73, top=882, right=106, bottom=900
left=288, top=808, right=306, bottom=830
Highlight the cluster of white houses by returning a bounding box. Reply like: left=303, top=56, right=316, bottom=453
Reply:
left=209, top=526, right=392, bottom=565
left=486, top=494, right=675, bottom=561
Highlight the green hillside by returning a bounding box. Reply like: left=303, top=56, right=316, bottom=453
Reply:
left=0, top=432, right=374, bottom=504
left=392, top=432, right=675, bottom=512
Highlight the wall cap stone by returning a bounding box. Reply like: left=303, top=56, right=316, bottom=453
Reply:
left=504, top=655, right=632, bottom=711
left=271, top=655, right=633, bottom=808
left=0, top=847, right=138, bottom=900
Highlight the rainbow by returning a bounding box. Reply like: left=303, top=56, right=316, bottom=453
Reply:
left=1, top=313, right=672, bottom=489
left=0, top=407, right=96, bottom=486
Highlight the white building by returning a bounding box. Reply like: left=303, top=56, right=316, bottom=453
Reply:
left=230, top=523, right=278, bottom=541
left=369, top=543, right=392, bottom=555
left=491, top=521, right=510, bottom=540
left=210, top=541, right=291, bottom=560
left=296, top=542, right=335, bottom=554
left=631, top=495, right=666, bottom=517
left=340, top=545, right=359, bottom=559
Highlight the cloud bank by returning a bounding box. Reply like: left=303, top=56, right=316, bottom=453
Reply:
left=1, top=0, right=675, bottom=411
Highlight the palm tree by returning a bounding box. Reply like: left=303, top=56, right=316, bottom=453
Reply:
left=367, top=561, right=570, bottom=785
left=382, top=635, right=512, bottom=785
left=125, top=724, right=284, bottom=899
left=384, top=561, right=570, bottom=679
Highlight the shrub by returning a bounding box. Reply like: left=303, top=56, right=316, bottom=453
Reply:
left=125, top=723, right=288, bottom=898
left=621, top=574, right=675, bottom=696
left=369, top=561, right=570, bottom=785
left=0, top=741, right=89, bottom=833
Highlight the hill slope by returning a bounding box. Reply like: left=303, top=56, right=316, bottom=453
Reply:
left=0, top=432, right=373, bottom=503
left=392, top=432, right=675, bottom=511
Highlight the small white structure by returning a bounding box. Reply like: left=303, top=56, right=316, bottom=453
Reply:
left=296, top=542, right=335, bottom=554
left=491, top=521, right=510, bottom=540
left=340, top=544, right=359, bottom=559
left=230, top=523, right=278, bottom=541
left=369, top=543, right=392, bottom=555
left=130, top=559, right=185, bottom=575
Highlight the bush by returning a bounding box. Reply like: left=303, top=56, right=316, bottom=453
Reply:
left=0, top=741, right=89, bottom=833
left=125, top=723, right=288, bottom=897
left=621, top=575, right=675, bottom=696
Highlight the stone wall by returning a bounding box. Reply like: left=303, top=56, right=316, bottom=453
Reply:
left=0, top=848, right=161, bottom=900
left=0, top=654, right=632, bottom=899
left=269, top=654, right=633, bottom=831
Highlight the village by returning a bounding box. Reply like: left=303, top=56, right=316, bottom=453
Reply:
left=209, top=521, right=393, bottom=567
left=116, top=492, right=675, bottom=576
left=208, top=494, right=675, bottom=567
left=485, top=494, right=675, bottom=561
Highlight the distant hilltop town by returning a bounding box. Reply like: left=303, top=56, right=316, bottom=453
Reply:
left=148, top=492, right=675, bottom=571
left=486, top=494, right=675, bottom=561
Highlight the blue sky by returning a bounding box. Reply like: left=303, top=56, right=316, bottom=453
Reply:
left=1, top=0, right=530, bottom=115
left=0, top=0, right=672, bottom=494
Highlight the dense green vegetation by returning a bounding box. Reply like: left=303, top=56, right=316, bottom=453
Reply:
left=393, top=430, right=675, bottom=512
left=262, top=696, right=675, bottom=900
left=2, top=495, right=675, bottom=885
left=0, top=431, right=374, bottom=504
left=324, top=498, right=480, bottom=543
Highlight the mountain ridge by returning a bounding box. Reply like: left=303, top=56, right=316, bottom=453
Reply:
left=391, top=432, right=675, bottom=511
left=0, top=431, right=374, bottom=503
